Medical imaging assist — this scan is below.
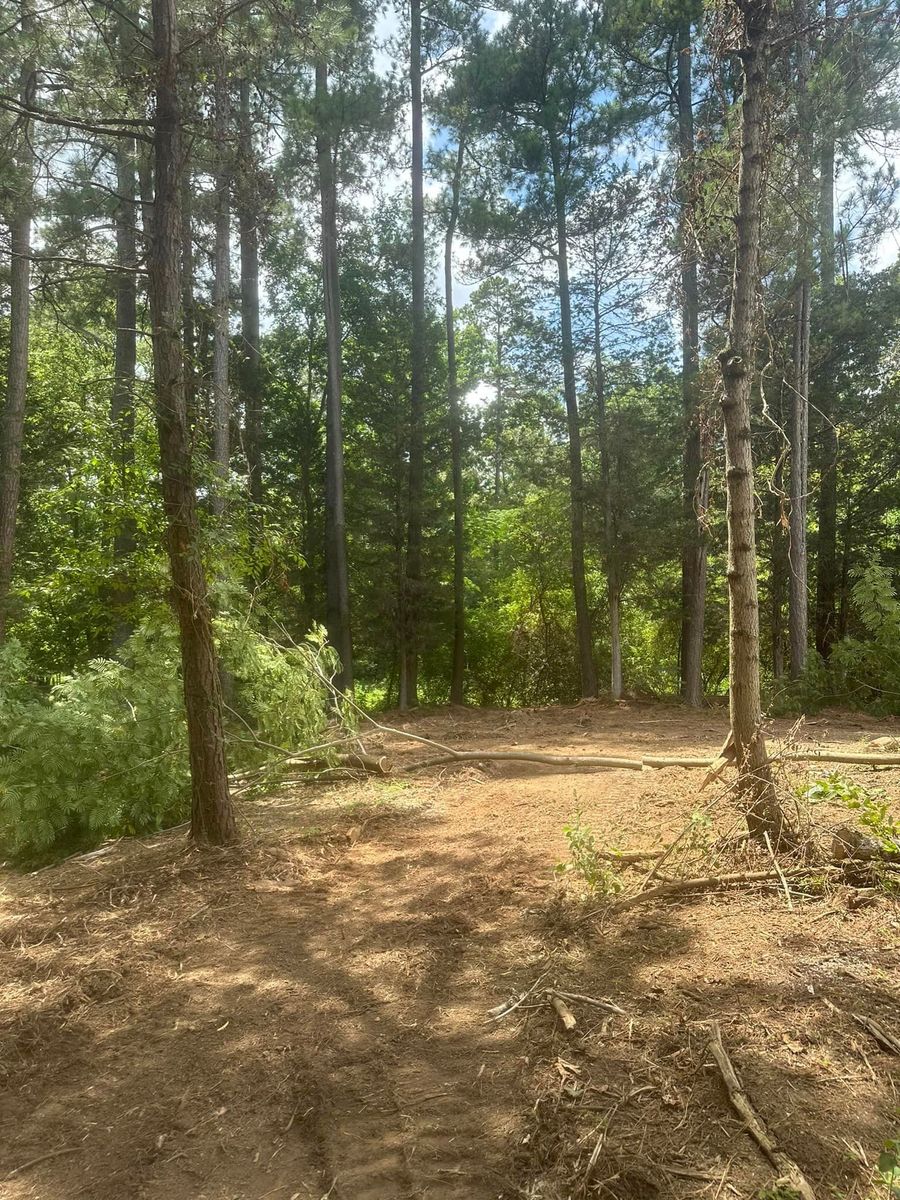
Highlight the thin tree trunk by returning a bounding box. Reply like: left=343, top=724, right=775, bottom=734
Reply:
left=592, top=257, right=621, bottom=700
left=815, top=0, right=838, bottom=660
left=677, top=18, right=708, bottom=708
left=110, top=133, right=138, bottom=647
left=491, top=319, right=502, bottom=572
left=210, top=59, right=231, bottom=516
left=0, top=1, right=34, bottom=643
left=789, top=278, right=810, bottom=677
left=148, top=0, right=235, bottom=845
left=316, top=60, right=353, bottom=692
left=771, top=447, right=787, bottom=679
left=549, top=134, right=597, bottom=699
left=238, top=78, right=263, bottom=510
left=788, top=0, right=811, bottom=678
left=444, top=134, right=467, bottom=705
left=717, top=0, right=790, bottom=845
left=401, top=0, right=426, bottom=709
left=181, top=174, right=196, bottom=415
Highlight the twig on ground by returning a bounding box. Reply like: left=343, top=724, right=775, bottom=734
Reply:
left=550, top=990, right=626, bottom=1016
left=4, top=1146, right=79, bottom=1179
left=708, top=1022, right=816, bottom=1200
left=486, top=969, right=552, bottom=1022
left=763, top=831, right=795, bottom=910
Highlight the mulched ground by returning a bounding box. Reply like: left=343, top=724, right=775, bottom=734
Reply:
left=1, top=701, right=898, bottom=1200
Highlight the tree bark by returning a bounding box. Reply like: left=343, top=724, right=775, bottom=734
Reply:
left=401, top=0, right=426, bottom=709
left=789, top=278, right=810, bottom=676
left=549, top=132, right=597, bottom=699
left=316, top=61, right=353, bottom=692
left=210, top=58, right=231, bottom=516
left=148, top=0, right=235, bottom=845
left=591, top=258, right=621, bottom=699
left=444, top=134, right=466, bottom=705
left=814, top=0, right=838, bottom=660
left=110, top=137, right=138, bottom=647
left=677, top=19, right=708, bottom=709
left=770, top=446, right=787, bottom=679
left=0, top=1, right=35, bottom=644
left=717, top=0, right=790, bottom=845
left=238, top=78, right=263, bottom=511
left=788, top=0, right=811, bottom=678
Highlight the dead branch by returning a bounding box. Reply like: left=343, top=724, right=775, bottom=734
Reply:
left=851, top=1013, right=900, bottom=1055
left=708, top=1023, right=815, bottom=1200
left=4, top=1146, right=79, bottom=1180
left=609, top=867, right=832, bottom=915
left=547, top=990, right=577, bottom=1030
left=397, top=749, right=646, bottom=772
left=550, top=990, right=626, bottom=1015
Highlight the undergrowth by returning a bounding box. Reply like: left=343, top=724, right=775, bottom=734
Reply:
left=0, top=613, right=343, bottom=863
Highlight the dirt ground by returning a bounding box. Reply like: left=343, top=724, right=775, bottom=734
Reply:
left=2, top=702, right=899, bottom=1200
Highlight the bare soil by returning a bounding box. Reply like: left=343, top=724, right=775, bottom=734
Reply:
left=2, top=702, right=899, bottom=1200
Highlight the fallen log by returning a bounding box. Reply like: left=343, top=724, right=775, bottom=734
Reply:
left=396, top=746, right=900, bottom=775
left=708, top=1022, right=816, bottom=1200
left=608, top=867, right=831, bottom=915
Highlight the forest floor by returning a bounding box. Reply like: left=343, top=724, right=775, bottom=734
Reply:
left=2, top=702, right=899, bottom=1200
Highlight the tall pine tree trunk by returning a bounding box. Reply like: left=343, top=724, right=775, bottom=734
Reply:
left=788, top=0, right=811, bottom=677
left=210, top=59, right=231, bottom=516
left=238, top=79, right=263, bottom=511
left=400, top=0, right=426, bottom=709
left=815, top=0, right=838, bottom=660
left=592, top=255, right=621, bottom=699
left=789, top=278, right=810, bottom=676
left=149, top=0, right=235, bottom=845
left=110, top=134, right=138, bottom=647
left=0, top=2, right=34, bottom=643
left=717, top=0, right=790, bottom=845
left=444, top=134, right=466, bottom=705
left=316, top=61, right=353, bottom=691
left=677, top=19, right=708, bottom=708
left=549, top=135, right=597, bottom=699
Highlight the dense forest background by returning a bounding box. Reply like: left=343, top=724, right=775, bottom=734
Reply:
left=1, top=0, right=899, bottom=853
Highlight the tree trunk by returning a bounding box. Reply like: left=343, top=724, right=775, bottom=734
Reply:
left=0, top=2, right=34, bottom=644
left=110, top=138, right=138, bottom=647
left=401, top=0, right=426, bottom=709
left=677, top=18, right=708, bottom=708
left=788, top=0, right=811, bottom=678
left=210, top=59, right=231, bottom=516
left=717, top=0, right=790, bottom=845
left=814, top=0, right=838, bottom=660
left=316, top=61, right=353, bottom=692
left=592, top=259, right=621, bottom=700
left=789, top=277, right=810, bottom=677
left=238, top=78, right=263, bottom=510
left=444, top=134, right=466, bottom=706
left=181, top=173, right=196, bottom=415
left=148, top=0, right=235, bottom=846
left=549, top=134, right=597, bottom=699
left=770, top=448, right=787, bottom=679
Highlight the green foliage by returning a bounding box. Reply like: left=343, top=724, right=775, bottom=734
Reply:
left=780, top=563, right=900, bottom=715
left=554, top=809, right=623, bottom=896
left=804, top=771, right=900, bottom=857
left=878, top=1136, right=900, bottom=1198
left=0, top=616, right=337, bottom=862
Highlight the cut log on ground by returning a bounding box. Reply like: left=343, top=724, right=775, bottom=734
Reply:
left=609, top=867, right=834, bottom=915
left=708, top=1021, right=816, bottom=1200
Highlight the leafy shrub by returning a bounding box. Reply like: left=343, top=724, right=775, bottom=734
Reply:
left=554, top=809, right=623, bottom=896
left=0, top=615, right=338, bottom=862
left=779, top=563, right=900, bottom=714
left=805, top=772, right=900, bottom=857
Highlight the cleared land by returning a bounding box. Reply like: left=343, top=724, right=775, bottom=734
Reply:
left=2, top=702, right=898, bottom=1200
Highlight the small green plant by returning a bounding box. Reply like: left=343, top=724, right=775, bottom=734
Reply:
left=805, top=772, right=900, bottom=856
left=878, top=1136, right=900, bottom=1198
left=554, top=809, right=623, bottom=896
